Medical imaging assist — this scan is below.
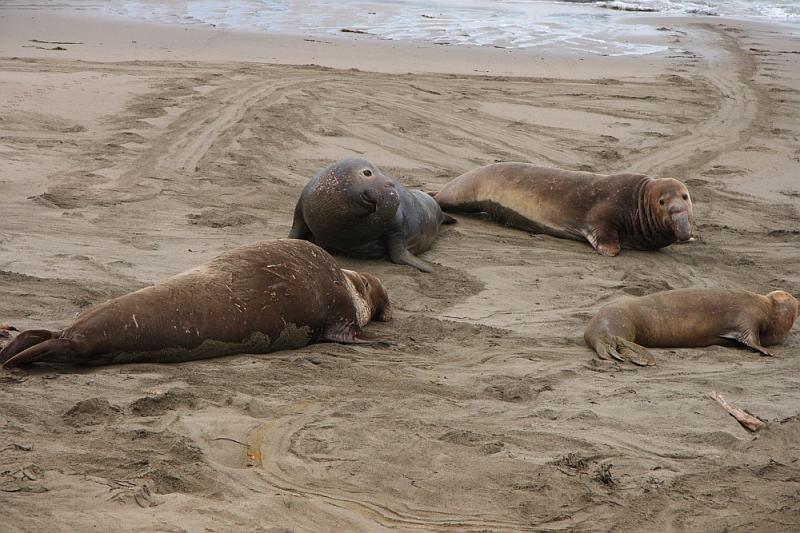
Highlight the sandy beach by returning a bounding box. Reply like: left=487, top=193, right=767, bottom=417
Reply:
left=1, top=3, right=799, bottom=532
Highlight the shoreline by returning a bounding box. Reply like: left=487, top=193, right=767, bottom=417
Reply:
left=0, top=7, right=713, bottom=77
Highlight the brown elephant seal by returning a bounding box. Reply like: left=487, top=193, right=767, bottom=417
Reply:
left=433, top=163, right=693, bottom=256
left=0, top=239, right=391, bottom=368
left=289, top=158, right=455, bottom=272
left=584, top=289, right=798, bottom=366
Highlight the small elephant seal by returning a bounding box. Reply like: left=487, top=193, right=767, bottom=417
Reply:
left=0, top=240, right=391, bottom=368
left=584, top=289, right=798, bottom=366
left=433, top=163, right=693, bottom=256
left=289, top=158, right=455, bottom=272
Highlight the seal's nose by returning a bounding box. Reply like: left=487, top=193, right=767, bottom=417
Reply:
left=671, top=210, right=692, bottom=241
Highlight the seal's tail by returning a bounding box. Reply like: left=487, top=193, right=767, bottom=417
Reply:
left=0, top=329, right=64, bottom=368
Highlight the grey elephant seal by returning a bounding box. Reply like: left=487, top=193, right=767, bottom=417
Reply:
left=584, top=289, right=798, bottom=366
left=289, top=158, right=455, bottom=272
left=433, top=163, right=693, bottom=256
left=0, top=240, right=391, bottom=368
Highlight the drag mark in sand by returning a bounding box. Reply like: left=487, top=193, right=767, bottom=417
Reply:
left=632, top=24, right=763, bottom=176
left=249, top=403, right=542, bottom=532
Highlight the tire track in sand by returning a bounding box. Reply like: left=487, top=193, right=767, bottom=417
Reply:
left=631, top=24, right=763, bottom=176
left=118, top=77, right=306, bottom=184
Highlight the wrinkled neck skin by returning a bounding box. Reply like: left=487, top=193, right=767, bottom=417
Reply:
left=622, top=178, right=677, bottom=250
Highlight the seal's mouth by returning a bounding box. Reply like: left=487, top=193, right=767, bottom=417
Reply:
left=670, top=210, right=692, bottom=241
left=358, top=191, right=379, bottom=212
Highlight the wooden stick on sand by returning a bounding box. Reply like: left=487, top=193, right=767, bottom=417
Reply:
left=709, top=391, right=766, bottom=432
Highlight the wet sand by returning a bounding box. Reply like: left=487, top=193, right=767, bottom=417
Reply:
left=1, top=7, right=799, bottom=532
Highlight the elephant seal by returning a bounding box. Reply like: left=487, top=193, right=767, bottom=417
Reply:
left=433, top=163, right=693, bottom=256
left=289, top=158, right=455, bottom=272
left=584, top=289, right=798, bottom=366
left=0, top=239, right=391, bottom=368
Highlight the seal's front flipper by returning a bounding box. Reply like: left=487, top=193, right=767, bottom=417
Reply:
left=442, top=213, right=457, bottom=225
left=288, top=199, right=313, bottom=240
left=390, top=250, right=434, bottom=273
left=721, top=330, right=773, bottom=357
left=324, top=323, right=385, bottom=345
left=387, top=235, right=434, bottom=272
left=582, top=228, right=621, bottom=257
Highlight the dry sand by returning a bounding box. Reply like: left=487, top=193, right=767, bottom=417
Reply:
left=1, top=7, right=799, bottom=532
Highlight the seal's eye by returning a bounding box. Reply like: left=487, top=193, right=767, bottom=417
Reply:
left=362, top=169, right=373, bottom=177
left=682, top=193, right=688, bottom=200
left=364, top=280, right=370, bottom=288
left=659, top=199, right=665, bottom=206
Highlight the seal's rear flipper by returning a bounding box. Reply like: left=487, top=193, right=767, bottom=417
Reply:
left=2, top=338, right=74, bottom=368
left=594, top=336, right=655, bottom=366
left=616, top=337, right=656, bottom=366
left=720, top=330, right=773, bottom=357
left=0, top=329, right=60, bottom=364
left=426, top=190, right=438, bottom=198
left=442, top=213, right=457, bottom=225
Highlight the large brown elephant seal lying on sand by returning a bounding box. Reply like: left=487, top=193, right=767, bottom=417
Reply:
left=584, top=289, right=798, bottom=366
left=289, top=158, right=455, bottom=272
left=433, top=162, right=693, bottom=256
left=0, top=240, right=391, bottom=368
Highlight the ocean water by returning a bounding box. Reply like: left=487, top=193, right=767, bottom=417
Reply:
left=566, top=0, right=800, bottom=19
left=5, top=1, right=799, bottom=56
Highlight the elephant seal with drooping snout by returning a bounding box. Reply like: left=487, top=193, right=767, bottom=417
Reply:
left=289, top=158, right=455, bottom=272
left=584, top=289, right=798, bottom=366
left=433, top=163, right=693, bottom=256
left=0, top=239, right=391, bottom=368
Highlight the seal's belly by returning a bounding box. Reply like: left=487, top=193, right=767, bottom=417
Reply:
left=464, top=198, right=583, bottom=241
left=632, top=306, right=734, bottom=348
left=78, top=325, right=315, bottom=366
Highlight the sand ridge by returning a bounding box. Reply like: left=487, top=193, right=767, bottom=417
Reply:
left=0, top=11, right=799, bottom=533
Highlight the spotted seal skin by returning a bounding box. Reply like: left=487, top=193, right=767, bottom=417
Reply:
left=433, top=163, right=693, bottom=256
left=584, top=289, right=798, bottom=366
left=288, top=158, right=455, bottom=272
left=0, top=240, right=391, bottom=368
